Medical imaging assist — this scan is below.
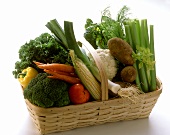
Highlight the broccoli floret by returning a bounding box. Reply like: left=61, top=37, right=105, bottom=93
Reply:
left=24, top=73, right=71, bottom=108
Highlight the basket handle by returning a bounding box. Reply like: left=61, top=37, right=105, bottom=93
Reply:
left=83, top=43, right=108, bottom=101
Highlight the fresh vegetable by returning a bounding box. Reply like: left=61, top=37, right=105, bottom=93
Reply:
left=46, top=70, right=77, bottom=77
left=24, top=73, right=70, bottom=108
left=124, top=19, right=156, bottom=92
left=46, top=19, right=98, bottom=77
left=34, top=61, right=80, bottom=84
left=108, top=37, right=134, bottom=65
left=44, top=69, right=81, bottom=84
left=88, top=49, right=118, bottom=80
left=69, top=83, right=90, bottom=104
left=34, top=62, right=75, bottom=73
left=84, top=6, right=130, bottom=49
left=46, top=19, right=106, bottom=100
left=83, top=23, right=142, bottom=101
left=120, top=66, right=137, bottom=83
left=46, top=19, right=68, bottom=49
left=149, top=25, right=157, bottom=91
left=69, top=50, right=101, bottom=100
left=12, top=33, right=72, bottom=78
left=63, top=21, right=121, bottom=97
left=47, top=19, right=102, bottom=84
left=46, top=19, right=140, bottom=100
left=33, top=61, right=44, bottom=65
left=18, top=67, right=38, bottom=89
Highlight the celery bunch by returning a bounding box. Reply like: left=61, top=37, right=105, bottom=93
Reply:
left=124, top=19, right=156, bottom=92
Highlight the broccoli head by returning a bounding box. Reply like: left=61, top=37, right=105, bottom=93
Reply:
left=24, top=73, right=71, bottom=108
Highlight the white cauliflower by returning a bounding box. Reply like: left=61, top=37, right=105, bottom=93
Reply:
left=88, top=49, right=118, bottom=80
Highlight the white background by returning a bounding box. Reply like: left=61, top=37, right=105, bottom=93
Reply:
left=1, top=0, right=170, bottom=135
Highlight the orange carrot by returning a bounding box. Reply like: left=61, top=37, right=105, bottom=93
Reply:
left=48, top=76, right=81, bottom=84
left=37, top=63, right=74, bottom=73
left=45, top=70, right=81, bottom=84
left=33, top=61, right=44, bottom=66
left=48, top=69, right=78, bottom=77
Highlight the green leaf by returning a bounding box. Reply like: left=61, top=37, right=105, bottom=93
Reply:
left=132, top=46, right=155, bottom=71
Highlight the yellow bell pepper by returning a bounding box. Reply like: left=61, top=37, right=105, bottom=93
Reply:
left=18, top=67, right=38, bottom=89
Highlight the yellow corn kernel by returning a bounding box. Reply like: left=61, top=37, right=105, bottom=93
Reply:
left=70, top=50, right=101, bottom=100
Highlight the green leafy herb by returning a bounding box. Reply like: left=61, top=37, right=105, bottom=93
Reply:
left=84, top=5, right=130, bottom=49
left=132, top=46, right=155, bottom=70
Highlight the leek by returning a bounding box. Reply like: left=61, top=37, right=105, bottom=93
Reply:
left=46, top=19, right=68, bottom=49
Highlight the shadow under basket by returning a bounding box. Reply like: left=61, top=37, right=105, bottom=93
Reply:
left=25, top=77, right=162, bottom=135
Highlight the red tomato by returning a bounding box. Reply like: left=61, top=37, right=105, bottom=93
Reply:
left=69, top=83, right=90, bottom=104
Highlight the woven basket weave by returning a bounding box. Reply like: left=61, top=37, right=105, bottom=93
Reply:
left=25, top=79, right=162, bottom=135
left=24, top=45, right=162, bottom=134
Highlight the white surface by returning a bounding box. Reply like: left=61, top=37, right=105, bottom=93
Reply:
left=1, top=0, right=170, bottom=135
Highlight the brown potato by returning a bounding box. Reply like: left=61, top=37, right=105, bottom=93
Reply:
left=108, top=37, right=134, bottom=65
left=120, top=66, right=137, bottom=83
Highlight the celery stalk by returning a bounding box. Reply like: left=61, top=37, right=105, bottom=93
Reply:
left=149, top=25, right=157, bottom=91
left=143, top=19, right=151, bottom=83
left=131, top=20, right=149, bottom=92
left=143, top=19, right=150, bottom=48
left=124, top=19, right=156, bottom=93
left=125, top=25, right=142, bottom=90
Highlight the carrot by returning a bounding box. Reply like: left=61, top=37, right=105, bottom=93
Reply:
left=48, top=76, right=81, bottom=84
left=37, top=63, right=74, bottom=73
left=48, top=69, right=78, bottom=77
left=45, top=70, right=81, bottom=84
left=33, top=61, right=44, bottom=66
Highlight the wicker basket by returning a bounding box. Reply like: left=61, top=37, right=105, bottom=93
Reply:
left=24, top=45, right=162, bottom=134
left=25, top=79, right=162, bottom=135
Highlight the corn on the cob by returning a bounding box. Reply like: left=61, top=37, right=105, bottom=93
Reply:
left=69, top=50, right=101, bottom=100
